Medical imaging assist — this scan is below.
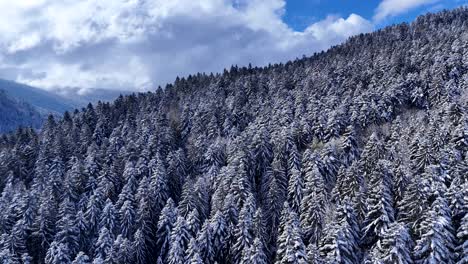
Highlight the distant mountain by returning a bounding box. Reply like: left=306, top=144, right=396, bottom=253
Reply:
left=0, top=79, right=80, bottom=115
left=0, top=79, right=131, bottom=133
left=0, top=89, right=43, bottom=133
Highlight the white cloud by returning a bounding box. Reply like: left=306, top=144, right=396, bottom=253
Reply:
left=7, top=33, right=41, bottom=53
left=373, top=0, right=440, bottom=21
left=0, top=0, right=373, bottom=92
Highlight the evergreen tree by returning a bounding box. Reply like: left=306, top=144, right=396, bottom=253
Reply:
left=241, top=237, right=268, bottom=264
left=94, top=227, right=113, bottom=260
left=55, top=214, right=79, bottom=257
left=155, top=199, right=178, bottom=262
left=457, top=212, right=468, bottom=264
left=133, top=228, right=148, bottom=264
left=185, top=238, right=202, bottom=264
left=196, top=221, right=215, bottom=264
left=275, top=203, right=307, bottom=264
left=362, top=160, right=395, bottom=248
left=287, top=167, right=303, bottom=214
left=118, top=200, right=136, bottom=240
left=232, top=195, right=256, bottom=263
left=301, top=163, right=327, bottom=244
left=210, top=210, right=228, bottom=262
left=306, top=243, right=324, bottom=264
left=367, top=222, right=414, bottom=264
left=45, top=241, right=71, bottom=264
left=99, top=199, right=117, bottom=236
left=168, top=216, right=192, bottom=264
left=72, top=252, right=91, bottom=264
left=414, top=195, right=455, bottom=264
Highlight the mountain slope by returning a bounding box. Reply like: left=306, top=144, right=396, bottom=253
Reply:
left=0, top=79, right=79, bottom=115
left=0, top=80, right=131, bottom=133
left=0, top=90, right=43, bottom=133
left=0, top=8, right=467, bottom=264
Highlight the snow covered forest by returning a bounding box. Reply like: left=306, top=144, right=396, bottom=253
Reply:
left=0, top=7, right=467, bottom=264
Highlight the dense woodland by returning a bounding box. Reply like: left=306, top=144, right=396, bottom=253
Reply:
left=0, top=7, right=467, bottom=264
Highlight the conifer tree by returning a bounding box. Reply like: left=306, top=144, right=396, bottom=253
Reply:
left=414, top=195, right=455, bottom=264
left=275, top=203, right=307, bottom=264
left=362, top=160, right=395, bottom=248
left=155, top=199, right=178, bottom=262
left=168, top=216, right=192, bottom=264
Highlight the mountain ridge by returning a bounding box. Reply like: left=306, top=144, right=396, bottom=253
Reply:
left=0, top=79, right=79, bottom=115
left=0, top=79, right=133, bottom=133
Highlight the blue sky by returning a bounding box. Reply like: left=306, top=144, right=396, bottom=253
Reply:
left=284, top=1, right=377, bottom=31
left=0, top=0, right=466, bottom=94
left=283, top=0, right=466, bottom=30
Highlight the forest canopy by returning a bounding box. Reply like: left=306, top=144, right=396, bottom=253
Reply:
left=0, top=7, right=467, bottom=264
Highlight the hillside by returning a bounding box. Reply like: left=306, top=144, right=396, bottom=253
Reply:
left=0, top=7, right=467, bottom=264
left=0, top=90, right=43, bottom=133
left=0, top=80, right=131, bottom=133
left=0, top=79, right=79, bottom=115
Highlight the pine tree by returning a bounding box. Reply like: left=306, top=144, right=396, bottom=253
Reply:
left=301, top=163, right=327, bottom=244
left=241, top=237, right=268, bottom=264
left=335, top=198, right=362, bottom=263
left=94, top=227, right=113, bottom=260
left=287, top=167, right=303, bottom=214
left=55, top=214, right=79, bottom=257
left=133, top=228, right=148, bottom=264
left=362, top=160, right=395, bottom=248
left=45, top=241, right=71, bottom=264
left=32, top=191, right=57, bottom=260
left=340, top=125, right=360, bottom=165
left=397, top=174, right=430, bottom=231
left=9, top=218, right=27, bottom=256
left=0, top=248, right=20, bottom=264
left=414, top=195, right=455, bottom=264
left=196, top=221, right=215, bottom=264
left=119, top=200, right=136, bottom=240
left=155, top=198, right=178, bottom=262
left=72, top=252, right=91, bottom=264
left=210, top=210, right=228, bottom=262
left=186, top=209, right=201, bottom=237
left=232, top=195, right=256, bottom=263
left=367, top=222, right=414, bottom=264
left=275, top=203, right=307, bottom=264
left=306, top=243, right=324, bottom=264
left=99, top=199, right=117, bottom=236
left=360, top=133, right=386, bottom=174
left=168, top=216, right=192, bottom=264
left=185, top=238, right=202, bottom=264
left=457, top=212, right=468, bottom=264
left=84, top=194, right=103, bottom=238
left=75, top=210, right=88, bottom=254
left=319, top=222, right=355, bottom=264
left=108, top=235, right=133, bottom=264
left=149, top=156, right=170, bottom=217
left=265, top=174, right=283, bottom=253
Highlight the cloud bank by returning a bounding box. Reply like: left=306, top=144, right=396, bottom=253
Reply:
left=0, top=0, right=375, bottom=92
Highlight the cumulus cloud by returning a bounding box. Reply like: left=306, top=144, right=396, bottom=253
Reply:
left=0, top=0, right=373, bottom=92
left=373, top=0, right=440, bottom=21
